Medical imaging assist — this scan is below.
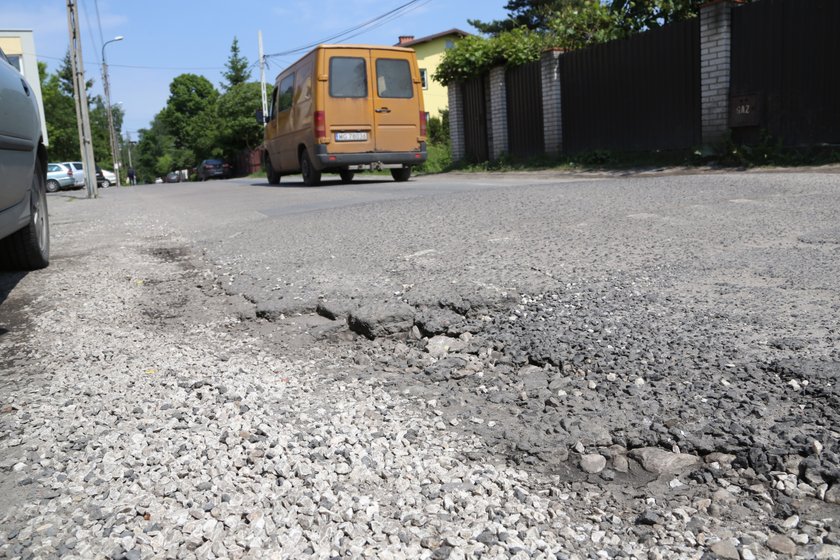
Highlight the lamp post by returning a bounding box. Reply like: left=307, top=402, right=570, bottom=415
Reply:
left=101, top=35, right=123, bottom=188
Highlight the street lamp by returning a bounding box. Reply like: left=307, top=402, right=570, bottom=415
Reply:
left=101, top=35, right=123, bottom=188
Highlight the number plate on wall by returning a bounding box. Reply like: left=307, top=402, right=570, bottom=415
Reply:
left=335, top=132, right=368, bottom=142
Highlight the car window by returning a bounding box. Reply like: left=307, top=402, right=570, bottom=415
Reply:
left=48, top=164, right=61, bottom=172
left=330, top=57, right=367, bottom=98
left=278, top=74, right=295, bottom=112
left=72, top=163, right=83, bottom=170
left=376, top=58, right=413, bottom=99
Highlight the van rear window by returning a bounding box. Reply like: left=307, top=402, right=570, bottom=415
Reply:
left=330, top=57, right=367, bottom=98
left=375, top=59, right=413, bottom=99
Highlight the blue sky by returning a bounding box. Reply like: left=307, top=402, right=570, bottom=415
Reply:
left=3, top=0, right=508, bottom=135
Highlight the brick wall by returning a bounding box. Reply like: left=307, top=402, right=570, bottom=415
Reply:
left=488, top=67, right=508, bottom=160
left=700, top=0, right=733, bottom=145
left=541, top=50, right=563, bottom=155
left=448, top=85, right=465, bottom=161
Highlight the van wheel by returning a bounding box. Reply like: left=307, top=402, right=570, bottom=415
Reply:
left=339, top=170, right=354, bottom=183
left=300, top=149, right=321, bottom=186
left=391, top=167, right=411, bottom=182
left=265, top=153, right=281, bottom=185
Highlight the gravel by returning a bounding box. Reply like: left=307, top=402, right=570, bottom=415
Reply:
left=2, top=171, right=840, bottom=558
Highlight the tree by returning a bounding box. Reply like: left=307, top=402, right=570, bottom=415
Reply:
left=215, top=82, right=263, bottom=162
left=221, top=37, right=251, bottom=90
left=549, top=1, right=627, bottom=51
left=158, top=74, right=220, bottom=166
left=40, top=60, right=79, bottom=161
left=471, top=0, right=708, bottom=36
left=469, top=0, right=584, bottom=35
left=610, top=0, right=704, bottom=32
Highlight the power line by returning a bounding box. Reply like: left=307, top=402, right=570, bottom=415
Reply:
left=264, top=0, right=426, bottom=59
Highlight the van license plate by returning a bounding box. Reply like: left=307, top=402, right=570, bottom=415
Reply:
left=335, top=132, right=368, bottom=142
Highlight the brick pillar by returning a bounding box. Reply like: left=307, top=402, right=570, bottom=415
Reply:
left=700, top=0, right=734, bottom=145
left=447, top=84, right=465, bottom=162
left=541, top=49, right=563, bottom=156
left=488, top=66, right=508, bottom=160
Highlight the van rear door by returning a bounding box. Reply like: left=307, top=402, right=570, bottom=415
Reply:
left=324, top=49, right=375, bottom=155
left=371, top=52, right=421, bottom=153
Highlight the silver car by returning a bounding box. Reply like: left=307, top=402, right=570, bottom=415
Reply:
left=0, top=47, right=49, bottom=270
left=47, top=162, right=77, bottom=192
left=60, top=161, right=85, bottom=187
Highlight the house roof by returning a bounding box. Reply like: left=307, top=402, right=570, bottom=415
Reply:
left=395, top=29, right=471, bottom=48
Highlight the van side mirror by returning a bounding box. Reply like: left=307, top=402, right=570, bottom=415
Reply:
left=255, top=109, right=266, bottom=124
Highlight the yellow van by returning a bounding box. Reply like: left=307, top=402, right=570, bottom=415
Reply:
left=261, top=45, right=427, bottom=186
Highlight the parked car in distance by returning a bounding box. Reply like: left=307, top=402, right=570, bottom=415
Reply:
left=196, top=159, right=232, bottom=181
left=0, top=47, right=50, bottom=270
left=46, top=162, right=77, bottom=192
left=59, top=161, right=85, bottom=187
left=95, top=166, right=117, bottom=188
left=164, top=171, right=184, bottom=183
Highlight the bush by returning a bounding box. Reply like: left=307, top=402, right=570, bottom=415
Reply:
left=427, top=109, right=450, bottom=146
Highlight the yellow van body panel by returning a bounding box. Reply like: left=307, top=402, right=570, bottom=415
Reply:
left=264, top=44, right=427, bottom=175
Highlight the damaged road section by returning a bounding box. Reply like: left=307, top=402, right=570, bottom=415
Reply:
left=1, top=172, right=840, bottom=559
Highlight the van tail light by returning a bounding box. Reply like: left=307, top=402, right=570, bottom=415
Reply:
left=315, top=111, right=327, bottom=141
left=419, top=111, right=427, bottom=138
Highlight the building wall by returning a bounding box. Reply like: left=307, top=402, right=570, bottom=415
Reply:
left=0, top=30, right=48, bottom=146
left=410, top=36, right=459, bottom=119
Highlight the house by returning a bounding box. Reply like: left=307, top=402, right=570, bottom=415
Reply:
left=0, top=30, right=48, bottom=145
left=396, top=29, right=470, bottom=121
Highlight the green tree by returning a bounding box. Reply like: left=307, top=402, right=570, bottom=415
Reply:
left=158, top=73, right=220, bottom=166
left=39, top=60, right=79, bottom=161
left=469, top=0, right=584, bottom=35
left=548, top=1, right=627, bottom=50
left=221, top=37, right=251, bottom=90
left=215, top=81, right=263, bottom=162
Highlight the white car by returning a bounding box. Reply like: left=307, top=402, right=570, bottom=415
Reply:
left=96, top=166, right=117, bottom=188
left=0, top=47, right=49, bottom=270
left=59, top=161, right=85, bottom=187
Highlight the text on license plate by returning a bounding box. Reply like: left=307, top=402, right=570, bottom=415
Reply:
left=335, top=132, right=368, bottom=142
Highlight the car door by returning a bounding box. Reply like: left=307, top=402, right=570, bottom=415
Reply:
left=371, top=53, right=421, bottom=153
left=0, top=53, right=39, bottom=211
left=324, top=49, right=376, bottom=155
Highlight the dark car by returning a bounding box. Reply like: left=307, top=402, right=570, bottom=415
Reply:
left=0, top=47, right=49, bottom=270
left=164, top=171, right=184, bottom=183
left=196, top=159, right=232, bottom=181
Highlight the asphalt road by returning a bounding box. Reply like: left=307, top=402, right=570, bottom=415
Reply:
left=2, top=168, right=839, bottom=558
left=87, top=169, right=840, bottom=327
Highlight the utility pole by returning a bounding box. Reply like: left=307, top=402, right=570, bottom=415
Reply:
left=65, top=0, right=98, bottom=198
left=258, top=30, right=267, bottom=127
left=102, top=36, right=123, bottom=188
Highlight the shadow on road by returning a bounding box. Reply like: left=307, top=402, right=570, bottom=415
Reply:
left=244, top=179, right=394, bottom=189
left=0, top=271, right=27, bottom=338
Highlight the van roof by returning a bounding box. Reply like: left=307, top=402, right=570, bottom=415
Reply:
left=313, top=44, right=414, bottom=53
left=274, top=44, right=415, bottom=79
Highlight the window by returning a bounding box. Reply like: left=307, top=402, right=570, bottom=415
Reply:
left=419, top=68, right=428, bottom=90
left=6, top=54, right=21, bottom=72
left=445, top=40, right=454, bottom=50
left=278, top=74, right=295, bottom=112
left=330, top=57, right=367, bottom=98
left=375, top=59, right=413, bottom=99
left=48, top=164, right=61, bottom=172
left=268, top=86, right=277, bottom=119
